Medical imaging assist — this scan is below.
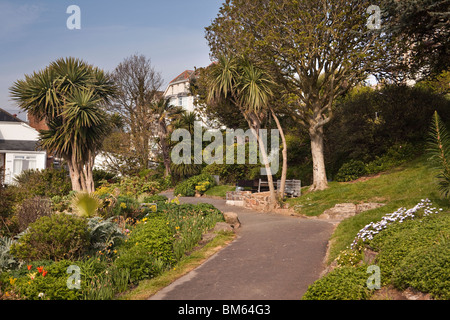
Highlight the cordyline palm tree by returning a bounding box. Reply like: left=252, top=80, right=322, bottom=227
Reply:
left=207, top=54, right=287, bottom=206
left=150, top=97, right=184, bottom=177
left=10, top=57, right=116, bottom=192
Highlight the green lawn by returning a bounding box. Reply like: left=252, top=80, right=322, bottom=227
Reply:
left=204, top=185, right=235, bottom=198
left=286, top=156, right=450, bottom=262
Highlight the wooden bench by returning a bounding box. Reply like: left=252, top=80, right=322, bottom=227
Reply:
left=277, top=179, right=301, bottom=198
left=236, top=179, right=259, bottom=193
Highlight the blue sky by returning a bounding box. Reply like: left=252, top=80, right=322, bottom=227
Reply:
left=0, top=0, right=223, bottom=120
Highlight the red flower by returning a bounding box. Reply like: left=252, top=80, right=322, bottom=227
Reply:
left=27, top=265, right=32, bottom=271
left=37, top=266, right=44, bottom=273
left=42, top=270, right=48, bottom=277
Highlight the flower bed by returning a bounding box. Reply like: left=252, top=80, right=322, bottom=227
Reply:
left=0, top=198, right=224, bottom=300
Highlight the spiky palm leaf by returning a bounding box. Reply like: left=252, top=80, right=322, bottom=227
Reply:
left=427, top=111, right=450, bottom=198
left=71, top=192, right=102, bottom=218
left=237, top=57, right=275, bottom=114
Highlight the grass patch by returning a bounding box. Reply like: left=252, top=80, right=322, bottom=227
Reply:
left=204, top=185, right=235, bottom=198
left=287, top=156, right=444, bottom=217
left=118, top=231, right=235, bottom=300
left=286, top=156, right=450, bottom=263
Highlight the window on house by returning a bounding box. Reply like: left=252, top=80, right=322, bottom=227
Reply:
left=178, top=97, right=183, bottom=106
left=13, top=155, right=37, bottom=176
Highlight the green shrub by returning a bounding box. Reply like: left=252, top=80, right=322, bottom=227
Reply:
left=392, top=242, right=450, bottom=300
left=368, top=212, right=450, bottom=284
left=173, top=173, right=216, bottom=197
left=14, top=260, right=83, bottom=300
left=113, top=195, right=140, bottom=218
left=13, top=167, right=72, bottom=201
left=365, top=143, right=416, bottom=174
left=142, top=194, right=169, bottom=204
left=302, top=266, right=372, bottom=300
left=115, top=216, right=174, bottom=282
left=92, top=168, right=118, bottom=188
left=335, top=160, right=367, bottom=182
left=0, top=185, right=17, bottom=237
left=124, top=216, right=174, bottom=264
left=10, top=214, right=90, bottom=262
left=114, top=246, right=166, bottom=283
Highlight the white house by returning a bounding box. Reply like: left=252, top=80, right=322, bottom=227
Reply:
left=0, top=108, right=47, bottom=185
left=163, top=70, right=196, bottom=112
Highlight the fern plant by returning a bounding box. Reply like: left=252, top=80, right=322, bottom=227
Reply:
left=427, top=111, right=450, bottom=198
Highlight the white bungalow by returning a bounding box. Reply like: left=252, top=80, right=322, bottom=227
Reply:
left=0, top=108, right=47, bottom=185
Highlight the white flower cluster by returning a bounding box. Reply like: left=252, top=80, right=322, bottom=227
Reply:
left=351, top=199, right=443, bottom=249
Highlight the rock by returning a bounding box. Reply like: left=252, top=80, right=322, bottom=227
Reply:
left=223, top=212, right=241, bottom=229
left=213, top=222, right=233, bottom=233
left=318, top=202, right=385, bottom=221
left=201, top=232, right=218, bottom=242
left=356, top=203, right=385, bottom=213
left=319, top=203, right=357, bottom=220
left=403, top=288, right=433, bottom=300
left=363, top=248, right=378, bottom=265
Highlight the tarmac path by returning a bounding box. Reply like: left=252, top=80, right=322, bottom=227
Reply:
left=149, top=193, right=335, bottom=300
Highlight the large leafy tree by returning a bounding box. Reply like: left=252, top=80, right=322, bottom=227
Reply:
left=206, top=0, right=394, bottom=191
left=382, top=0, right=450, bottom=79
left=10, top=57, right=116, bottom=192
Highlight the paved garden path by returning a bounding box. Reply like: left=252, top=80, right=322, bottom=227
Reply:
left=149, top=193, right=335, bottom=300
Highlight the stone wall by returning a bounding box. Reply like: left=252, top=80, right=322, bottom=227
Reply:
left=242, top=192, right=273, bottom=212
left=225, top=191, right=251, bottom=207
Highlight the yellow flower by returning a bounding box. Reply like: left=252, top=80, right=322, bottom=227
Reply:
left=120, top=202, right=127, bottom=209
left=27, top=272, right=37, bottom=280
left=9, top=277, right=17, bottom=286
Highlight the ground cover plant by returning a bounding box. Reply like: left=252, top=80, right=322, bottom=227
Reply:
left=300, top=156, right=450, bottom=300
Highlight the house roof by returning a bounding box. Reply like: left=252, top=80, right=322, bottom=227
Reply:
left=169, top=70, right=195, bottom=84
left=0, top=140, right=40, bottom=152
left=0, top=108, right=23, bottom=122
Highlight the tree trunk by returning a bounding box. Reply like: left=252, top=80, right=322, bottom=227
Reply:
left=160, top=135, right=171, bottom=177
left=270, top=108, right=287, bottom=198
left=67, top=156, right=83, bottom=192
left=309, top=126, right=328, bottom=191
left=245, top=113, right=278, bottom=208
left=82, top=150, right=95, bottom=193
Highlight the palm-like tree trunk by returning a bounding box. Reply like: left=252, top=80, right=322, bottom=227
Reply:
left=244, top=112, right=277, bottom=207
left=158, top=120, right=171, bottom=177
left=270, top=107, right=287, bottom=198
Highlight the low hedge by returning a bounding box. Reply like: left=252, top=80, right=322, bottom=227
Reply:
left=10, top=214, right=90, bottom=262
left=302, top=266, right=372, bottom=300
left=392, top=242, right=450, bottom=300
left=367, top=212, right=450, bottom=284
left=173, top=174, right=216, bottom=197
